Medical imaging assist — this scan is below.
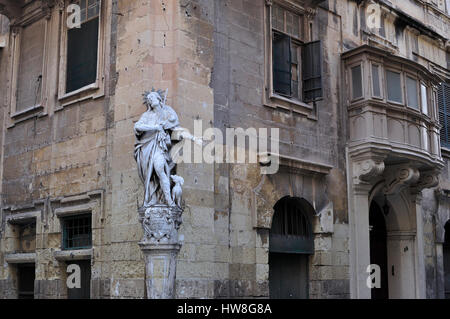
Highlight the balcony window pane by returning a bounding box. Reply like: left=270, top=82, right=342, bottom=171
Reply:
left=386, top=70, right=402, bottom=103
left=406, top=76, right=419, bottom=109
left=372, top=64, right=381, bottom=97
left=351, top=65, right=362, bottom=99
left=421, top=84, right=428, bottom=115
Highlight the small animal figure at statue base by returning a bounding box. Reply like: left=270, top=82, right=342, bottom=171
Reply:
left=171, top=175, right=184, bottom=208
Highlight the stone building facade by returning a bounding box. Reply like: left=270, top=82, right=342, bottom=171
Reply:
left=0, top=0, right=448, bottom=299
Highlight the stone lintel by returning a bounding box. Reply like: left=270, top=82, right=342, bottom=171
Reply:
left=6, top=210, right=39, bottom=224
left=5, top=252, right=36, bottom=264
left=53, top=249, right=92, bottom=261
left=54, top=203, right=94, bottom=217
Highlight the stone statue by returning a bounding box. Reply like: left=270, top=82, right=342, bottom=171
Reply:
left=134, top=89, right=180, bottom=208
left=134, top=89, right=186, bottom=299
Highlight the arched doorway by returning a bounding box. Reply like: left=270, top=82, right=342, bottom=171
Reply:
left=269, top=197, right=314, bottom=299
left=369, top=201, right=389, bottom=299
left=444, top=221, right=450, bottom=299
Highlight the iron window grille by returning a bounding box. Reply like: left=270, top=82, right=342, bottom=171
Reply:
left=62, top=214, right=92, bottom=250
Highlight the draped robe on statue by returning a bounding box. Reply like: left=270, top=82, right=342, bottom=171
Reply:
left=134, top=103, right=180, bottom=207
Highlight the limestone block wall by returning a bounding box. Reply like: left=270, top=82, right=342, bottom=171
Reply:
left=0, top=2, right=114, bottom=298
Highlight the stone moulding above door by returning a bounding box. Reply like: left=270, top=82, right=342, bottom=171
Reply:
left=253, top=152, right=333, bottom=229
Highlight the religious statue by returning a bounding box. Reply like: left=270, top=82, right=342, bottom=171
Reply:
left=134, top=89, right=181, bottom=208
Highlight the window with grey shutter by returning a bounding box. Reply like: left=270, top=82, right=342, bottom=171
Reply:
left=438, top=83, right=450, bottom=148
left=302, top=40, right=322, bottom=102
left=16, top=19, right=45, bottom=112
left=273, top=32, right=292, bottom=96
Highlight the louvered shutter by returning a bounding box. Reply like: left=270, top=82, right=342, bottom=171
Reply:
left=302, top=40, right=323, bottom=102
left=438, top=83, right=450, bottom=148
left=273, top=32, right=291, bottom=96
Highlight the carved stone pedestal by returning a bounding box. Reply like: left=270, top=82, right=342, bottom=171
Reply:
left=139, top=242, right=181, bottom=299
left=138, top=205, right=183, bottom=299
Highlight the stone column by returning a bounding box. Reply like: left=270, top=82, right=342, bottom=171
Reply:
left=348, top=157, right=385, bottom=299
left=350, top=184, right=372, bottom=299
left=138, top=205, right=183, bottom=299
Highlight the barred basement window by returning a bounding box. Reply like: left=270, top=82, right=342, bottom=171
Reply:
left=271, top=3, right=322, bottom=103
left=438, top=83, right=450, bottom=149
left=62, top=214, right=92, bottom=250
left=66, top=0, right=100, bottom=93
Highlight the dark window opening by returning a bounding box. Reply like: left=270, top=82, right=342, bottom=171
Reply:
left=351, top=65, right=363, bottom=99
left=66, top=1, right=100, bottom=93
left=62, top=214, right=92, bottom=250
left=272, top=32, right=322, bottom=102
left=438, top=83, right=450, bottom=149
left=18, top=264, right=35, bottom=299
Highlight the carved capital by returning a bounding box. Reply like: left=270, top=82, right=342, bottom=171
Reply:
left=353, top=158, right=385, bottom=184
left=383, top=165, right=420, bottom=195
left=265, top=0, right=273, bottom=6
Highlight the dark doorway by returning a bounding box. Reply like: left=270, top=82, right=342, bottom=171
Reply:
left=17, top=264, right=35, bottom=299
left=444, top=221, right=450, bottom=299
left=67, top=260, right=91, bottom=299
left=269, top=197, right=314, bottom=299
left=269, top=252, right=309, bottom=298
left=369, top=201, right=389, bottom=299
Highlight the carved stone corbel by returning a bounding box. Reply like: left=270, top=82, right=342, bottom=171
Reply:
left=383, top=165, right=420, bottom=195
left=410, top=169, right=440, bottom=194
left=305, top=7, right=317, bottom=20
left=42, top=0, right=56, bottom=19
left=57, top=0, right=65, bottom=12
left=353, top=158, right=385, bottom=184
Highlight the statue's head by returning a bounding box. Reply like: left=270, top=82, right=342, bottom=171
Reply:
left=143, top=89, right=164, bottom=109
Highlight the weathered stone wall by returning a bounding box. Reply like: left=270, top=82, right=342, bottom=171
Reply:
left=210, top=0, right=349, bottom=298
left=0, top=0, right=449, bottom=299
left=0, top=2, right=113, bottom=298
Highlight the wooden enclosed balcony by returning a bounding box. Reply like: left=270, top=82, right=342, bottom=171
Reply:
left=342, top=45, right=443, bottom=171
